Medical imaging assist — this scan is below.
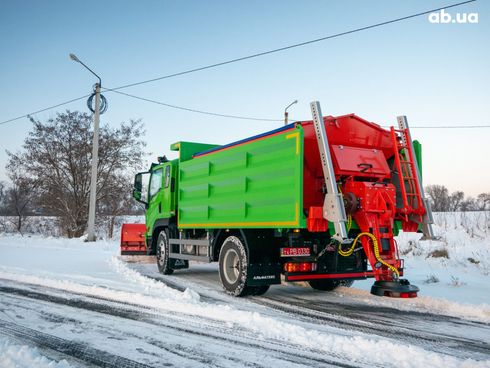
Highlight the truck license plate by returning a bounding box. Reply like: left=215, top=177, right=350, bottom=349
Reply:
left=280, top=247, right=310, bottom=257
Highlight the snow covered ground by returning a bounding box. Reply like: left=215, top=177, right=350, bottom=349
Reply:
left=0, top=336, right=70, bottom=368
left=0, top=212, right=489, bottom=367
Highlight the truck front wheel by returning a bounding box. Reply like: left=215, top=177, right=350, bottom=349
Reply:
left=219, top=236, right=252, bottom=297
left=156, top=230, right=174, bottom=275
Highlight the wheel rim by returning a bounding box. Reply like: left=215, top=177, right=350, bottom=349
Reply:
left=222, top=248, right=240, bottom=284
left=157, top=236, right=166, bottom=265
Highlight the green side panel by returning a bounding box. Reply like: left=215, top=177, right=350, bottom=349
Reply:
left=413, top=140, right=422, bottom=179
left=171, top=141, right=219, bottom=162
left=178, top=126, right=305, bottom=229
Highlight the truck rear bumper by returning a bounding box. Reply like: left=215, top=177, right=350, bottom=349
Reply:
left=120, top=247, right=147, bottom=255
left=285, top=271, right=375, bottom=282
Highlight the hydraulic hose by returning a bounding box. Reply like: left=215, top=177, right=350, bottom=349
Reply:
left=338, top=232, right=400, bottom=278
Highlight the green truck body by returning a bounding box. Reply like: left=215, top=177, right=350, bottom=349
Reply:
left=177, top=125, right=304, bottom=229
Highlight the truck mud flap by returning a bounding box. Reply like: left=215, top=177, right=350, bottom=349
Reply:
left=246, top=263, right=281, bottom=286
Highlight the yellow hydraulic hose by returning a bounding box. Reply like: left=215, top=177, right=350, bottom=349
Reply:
left=336, top=184, right=399, bottom=278
left=338, top=232, right=400, bottom=278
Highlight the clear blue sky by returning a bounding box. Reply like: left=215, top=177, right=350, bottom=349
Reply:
left=0, top=0, right=488, bottom=196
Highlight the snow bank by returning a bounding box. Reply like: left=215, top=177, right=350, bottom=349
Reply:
left=0, top=336, right=71, bottom=368
left=398, top=212, right=490, bottom=274
left=336, top=286, right=490, bottom=323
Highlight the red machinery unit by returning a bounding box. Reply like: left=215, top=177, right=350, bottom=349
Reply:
left=299, top=110, right=429, bottom=297
left=120, top=223, right=147, bottom=255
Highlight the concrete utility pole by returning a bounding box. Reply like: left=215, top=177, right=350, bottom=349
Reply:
left=284, top=100, right=298, bottom=126
left=69, top=53, right=102, bottom=242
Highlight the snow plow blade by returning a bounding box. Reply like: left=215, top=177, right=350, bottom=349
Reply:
left=371, top=279, right=419, bottom=298
left=120, top=223, right=147, bottom=255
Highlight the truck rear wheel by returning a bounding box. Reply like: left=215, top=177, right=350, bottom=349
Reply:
left=308, top=279, right=353, bottom=291
left=156, top=230, right=174, bottom=275
left=219, top=236, right=252, bottom=297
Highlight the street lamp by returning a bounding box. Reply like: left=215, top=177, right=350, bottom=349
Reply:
left=70, top=53, right=102, bottom=242
left=284, top=100, right=298, bottom=126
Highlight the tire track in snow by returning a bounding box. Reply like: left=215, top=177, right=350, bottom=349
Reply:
left=0, top=319, right=154, bottom=368
left=0, top=282, right=360, bottom=368
left=134, top=269, right=489, bottom=360
left=252, top=294, right=489, bottom=359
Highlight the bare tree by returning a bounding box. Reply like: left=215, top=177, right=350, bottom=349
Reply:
left=4, top=173, right=37, bottom=233
left=426, top=185, right=450, bottom=212
left=426, top=185, right=490, bottom=212
left=6, top=110, right=146, bottom=238
left=460, top=197, right=476, bottom=212
left=0, top=181, right=6, bottom=231
left=476, top=193, right=490, bottom=211
left=0, top=181, right=5, bottom=215
left=449, top=191, right=464, bottom=212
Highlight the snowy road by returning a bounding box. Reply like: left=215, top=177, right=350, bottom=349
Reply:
left=0, top=235, right=489, bottom=367
left=132, top=262, right=490, bottom=361
left=1, top=278, right=360, bottom=368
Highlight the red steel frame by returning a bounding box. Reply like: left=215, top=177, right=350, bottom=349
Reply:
left=291, top=115, right=426, bottom=283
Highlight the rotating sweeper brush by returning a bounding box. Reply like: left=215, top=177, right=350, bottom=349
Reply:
left=371, top=279, right=420, bottom=298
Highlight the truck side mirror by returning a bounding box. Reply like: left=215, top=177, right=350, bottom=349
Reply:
left=133, top=172, right=149, bottom=205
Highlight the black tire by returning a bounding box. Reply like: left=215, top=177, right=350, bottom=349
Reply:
left=156, top=230, right=174, bottom=275
left=218, top=236, right=251, bottom=297
left=249, top=285, right=270, bottom=296
left=308, top=279, right=354, bottom=291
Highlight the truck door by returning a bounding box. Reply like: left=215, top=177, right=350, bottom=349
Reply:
left=146, top=165, right=164, bottom=237
left=146, top=162, right=176, bottom=235
left=160, top=162, right=177, bottom=217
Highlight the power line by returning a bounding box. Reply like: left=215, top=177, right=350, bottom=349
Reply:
left=106, top=88, right=283, bottom=122
left=0, top=95, right=89, bottom=126
left=0, top=0, right=477, bottom=126
left=108, top=0, right=476, bottom=92
left=110, top=88, right=488, bottom=129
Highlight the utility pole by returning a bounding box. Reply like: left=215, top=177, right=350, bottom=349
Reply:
left=69, top=53, right=104, bottom=242
left=86, top=82, right=101, bottom=241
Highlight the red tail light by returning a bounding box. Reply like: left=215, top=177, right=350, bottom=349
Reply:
left=284, top=262, right=316, bottom=273
left=299, top=262, right=311, bottom=272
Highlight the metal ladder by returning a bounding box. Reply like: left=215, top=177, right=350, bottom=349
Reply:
left=310, top=101, right=350, bottom=243
left=391, top=116, right=435, bottom=239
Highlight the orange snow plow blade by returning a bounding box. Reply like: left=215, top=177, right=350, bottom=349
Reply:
left=120, top=223, right=147, bottom=255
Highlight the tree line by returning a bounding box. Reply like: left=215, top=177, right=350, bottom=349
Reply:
left=1, top=111, right=489, bottom=237
left=425, top=185, right=489, bottom=212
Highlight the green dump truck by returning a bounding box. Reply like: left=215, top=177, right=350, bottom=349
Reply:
left=129, top=102, right=433, bottom=297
